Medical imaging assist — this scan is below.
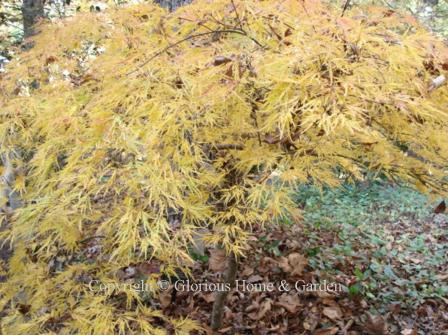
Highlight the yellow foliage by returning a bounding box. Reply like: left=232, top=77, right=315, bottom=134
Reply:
left=1, top=0, right=448, bottom=333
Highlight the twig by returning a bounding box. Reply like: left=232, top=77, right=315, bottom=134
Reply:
left=215, top=144, right=244, bottom=150
left=341, top=0, right=351, bottom=17
left=126, top=29, right=266, bottom=76
left=79, top=235, right=105, bottom=244
left=208, top=13, right=231, bottom=29
left=230, top=0, right=243, bottom=31
left=299, top=1, right=317, bottom=33
left=178, top=17, right=214, bottom=32
left=342, top=318, right=354, bottom=335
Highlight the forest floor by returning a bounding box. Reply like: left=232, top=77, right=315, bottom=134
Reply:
left=0, top=182, right=446, bottom=334
left=160, top=183, right=448, bottom=335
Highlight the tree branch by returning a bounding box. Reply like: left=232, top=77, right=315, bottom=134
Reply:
left=214, top=144, right=244, bottom=150
left=230, top=0, right=243, bottom=31
left=341, top=0, right=351, bottom=17
left=127, top=29, right=266, bottom=76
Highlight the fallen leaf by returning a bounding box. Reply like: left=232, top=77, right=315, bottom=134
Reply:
left=322, top=298, right=337, bottom=306
left=247, top=274, right=264, bottom=283
left=278, top=256, right=292, bottom=273
left=441, top=311, right=448, bottom=321
left=159, top=290, right=172, bottom=309
left=276, top=293, right=301, bottom=313
left=136, top=262, right=160, bottom=275
left=316, top=290, right=335, bottom=298
left=313, top=327, right=339, bottom=335
left=364, top=313, right=388, bottom=335
left=401, top=329, right=417, bottom=335
left=241, top=266, right=254, bottom=276
left=278, top=253, right=308, bottom=276
left=203, top=324, right=219, bottom=335
left=200, top=292, right=215, bottom=303
left=434, top=200, right=446, bottom=214
left=388, top=302, right=401, bottom=315
left=209, top=248, right=227, bottom=272
left=288, top=253, right=307, bottom=276
left=323, top=306, right=343, bottom=320
left=248, top=299, right=272, bottom=320
left=436, top=273, right=448, bottom=281
left=303, top=312, right=320, bottom=331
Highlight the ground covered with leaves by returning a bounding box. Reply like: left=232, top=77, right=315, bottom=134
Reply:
left=160, top=182, right=447, bottom=335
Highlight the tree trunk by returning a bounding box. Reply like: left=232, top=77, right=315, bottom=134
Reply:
left=22, top=0, right=45, bottom=37
left=210, top=252, right=238, bottom=331
left=155, top=0, right=192, bottom=11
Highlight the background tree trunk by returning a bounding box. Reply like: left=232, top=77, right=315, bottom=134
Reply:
left=155, top=0, right=192, bottom=11
left=22, top=0, right=45, bottom=37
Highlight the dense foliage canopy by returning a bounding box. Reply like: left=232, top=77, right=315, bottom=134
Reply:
left=0, top=0, right=448, bottom=333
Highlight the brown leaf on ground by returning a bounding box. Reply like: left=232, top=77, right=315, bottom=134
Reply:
left=159, top=290, right=172, bottom=309
left=313, top=327, right=339, bottom=335
left=247, top=274, right=263, bottom=283
left=401, top=329, right=418, bottom=335
left=259, top=256, right=276, bottom=273
left=289, top=253, right=308, bottom=276
left=245, top=294, right=262, bottom=313
left=136, top=262, right=160, bottom=275
left=209, top=248, right=227, bottom=272
left=278, top=252, right=307, bottom=276
left=364, top=313, right=388, bottom=335
left=322, top=298, right=337, bottom=306
left=323, top=306, right=343, bottom=320
left=218, top=326, right=233, bottom=333
left=315, top=289, right=335, bottom=299
left=303, top=312, right=320, bottom=331
left=202, top=324, right=219, bottom=335
left=248, top=298, right=272, bottom=320
left=388, top=302, right=401, bottom=315
left=241, top=266, right=254, bottom=276
left=200, top=292, right=215, bottom=303
left=434, top=200, right=446, bottom=214
left=275, top=293, right=301, bottom=313
left=278, top=256, right=292, bottom=273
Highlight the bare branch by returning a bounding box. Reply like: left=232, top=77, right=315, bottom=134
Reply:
left=230, top=0, right=243, bottom=31
left=341, top=0, right=351, bottom=17
left=214, top=144, right=244, bottom=150
left=126, top=29, right=266, bottom=77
